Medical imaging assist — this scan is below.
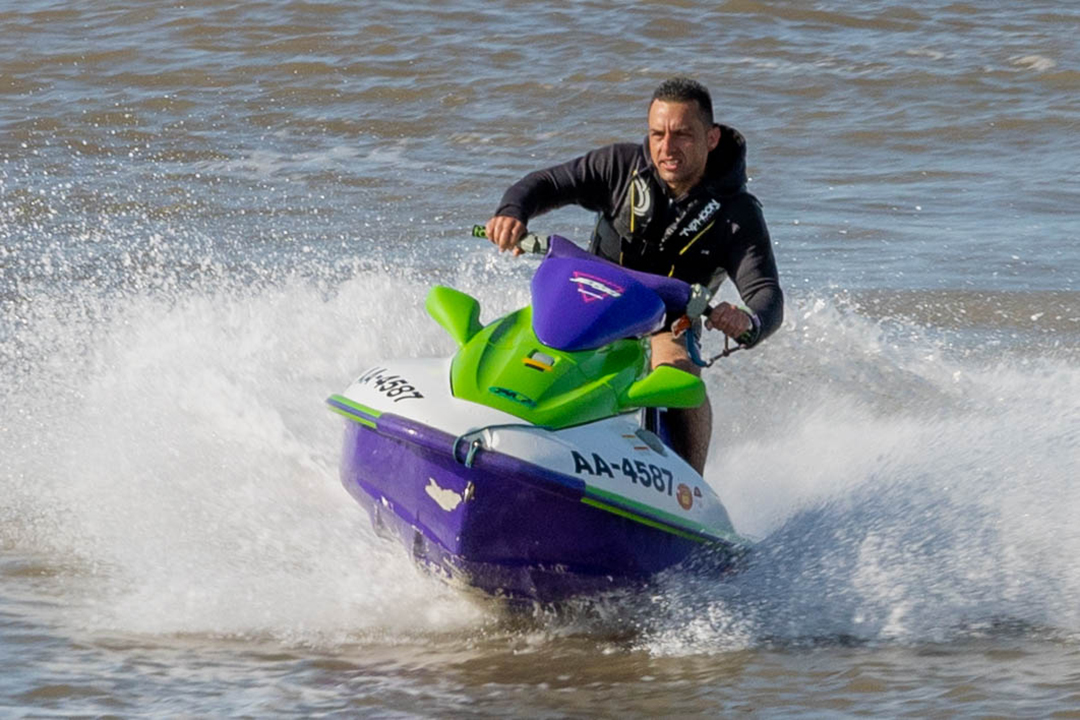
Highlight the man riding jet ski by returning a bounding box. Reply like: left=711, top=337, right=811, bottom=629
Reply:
left=485, top=76, right=783, bottom=474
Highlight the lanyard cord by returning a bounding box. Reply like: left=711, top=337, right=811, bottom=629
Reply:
left=685, top=326, right=744, bottom=368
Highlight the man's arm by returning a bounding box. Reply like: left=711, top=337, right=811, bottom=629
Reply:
left=710, top=198, right=784, bottom=347
left=486, top=144, right=638, bottom=252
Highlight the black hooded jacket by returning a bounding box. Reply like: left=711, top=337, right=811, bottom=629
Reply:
left=494, top=125, right=783, bottom=346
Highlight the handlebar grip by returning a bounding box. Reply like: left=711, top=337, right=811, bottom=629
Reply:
left=472, top=224, right=549, bottom=254
left=686, top=284, right=712, bottom=319
left=517, top=233, right=550, bottom=255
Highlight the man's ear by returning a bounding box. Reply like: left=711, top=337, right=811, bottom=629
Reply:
left=707, top=124, right=721, bottom=151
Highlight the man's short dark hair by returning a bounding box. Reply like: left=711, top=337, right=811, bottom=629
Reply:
left=650, top=77, right=714, bottom=127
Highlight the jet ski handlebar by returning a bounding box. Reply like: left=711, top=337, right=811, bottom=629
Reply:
left=517, top=233, right=550, bottom=255
left=471, top=224, right=550, bottom=255
left=472, top=224, right=736, bottom=365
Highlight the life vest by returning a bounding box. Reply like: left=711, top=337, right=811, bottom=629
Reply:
left=589, top=166, right=730, bottom=290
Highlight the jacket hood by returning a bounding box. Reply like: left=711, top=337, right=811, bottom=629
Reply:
left=704, top=123, right=748, bottom=195
left=642, top=122, right=748, bottom=197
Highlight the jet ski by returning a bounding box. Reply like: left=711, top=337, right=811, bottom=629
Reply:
left=327, top=233, right=749, bottom=602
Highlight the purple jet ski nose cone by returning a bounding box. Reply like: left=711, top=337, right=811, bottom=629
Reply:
left=530, top=237, right=667, bottom=352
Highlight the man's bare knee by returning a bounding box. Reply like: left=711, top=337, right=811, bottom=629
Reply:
left=650, top=331, right=702, bottom=377
left=649, top=331, right=711, bottom=474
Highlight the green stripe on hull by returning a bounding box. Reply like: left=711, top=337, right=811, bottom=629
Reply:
left=580, top=497, right=711, bottom=543
left=326, top=394, right=381, bottom=428
left=583, top=485, right=742, bottom=545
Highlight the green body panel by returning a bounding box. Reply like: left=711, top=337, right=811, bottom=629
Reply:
left=425, top=286, right=483, bottom=346
left=620, top=365, right=706, bottom=409
left=450, top=306, right=647, bottom=428
left=427, top=286, right=706, bottom=429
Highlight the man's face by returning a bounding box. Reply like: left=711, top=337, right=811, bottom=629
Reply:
left=647, top=100, right=720, bottom=196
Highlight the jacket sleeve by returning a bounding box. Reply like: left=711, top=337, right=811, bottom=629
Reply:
left=723, top=197, right=784, bottom=347
left=494, top=144, right=636, bottom=223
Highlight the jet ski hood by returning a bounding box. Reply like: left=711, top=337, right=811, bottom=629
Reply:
left=531, top=236, right=692, bottom=352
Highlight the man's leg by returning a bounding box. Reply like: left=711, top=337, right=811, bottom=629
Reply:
left=650, top=331, right=712, bottom=476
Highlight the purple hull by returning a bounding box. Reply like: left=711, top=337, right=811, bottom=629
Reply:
left=336, top=411, right=740, bottom=602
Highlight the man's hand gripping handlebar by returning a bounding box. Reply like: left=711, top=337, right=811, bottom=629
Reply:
left=472, top=223, right=549, bottom=255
